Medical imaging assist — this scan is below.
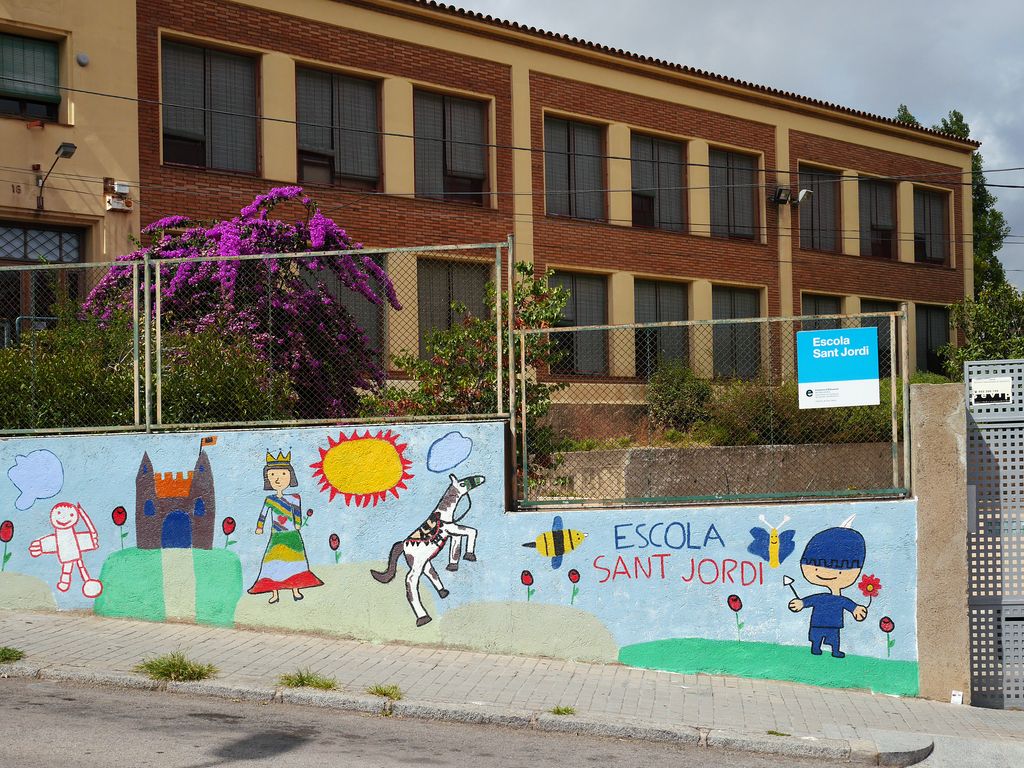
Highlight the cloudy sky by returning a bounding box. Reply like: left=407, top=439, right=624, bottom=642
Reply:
left=460, top=0, right=1024, bottom=288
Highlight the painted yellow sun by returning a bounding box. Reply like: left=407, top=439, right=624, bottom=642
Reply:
left=310, top=429, right=414, bottom=507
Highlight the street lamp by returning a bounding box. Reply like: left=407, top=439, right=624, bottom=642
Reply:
left=36, top=142, right=77, bottom=211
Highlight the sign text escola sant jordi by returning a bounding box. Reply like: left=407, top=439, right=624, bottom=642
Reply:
left=796, top=327, right=880, bottom=409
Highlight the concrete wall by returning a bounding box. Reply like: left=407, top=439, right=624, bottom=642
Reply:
left=911, top=383, right=970, bottom=703
left=0, top=420, right=919, bottom=696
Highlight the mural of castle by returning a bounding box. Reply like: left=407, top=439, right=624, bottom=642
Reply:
left=136, top=449, right=216, bottom=549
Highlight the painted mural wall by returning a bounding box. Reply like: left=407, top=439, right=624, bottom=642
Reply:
left=0, top=421, right=918, bottom=695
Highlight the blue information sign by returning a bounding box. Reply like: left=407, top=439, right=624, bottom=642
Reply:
left=796, top=327, right=880, bottom=409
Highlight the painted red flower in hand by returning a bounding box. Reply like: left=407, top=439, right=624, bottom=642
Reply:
left=858, top=574, right=882, bottom=605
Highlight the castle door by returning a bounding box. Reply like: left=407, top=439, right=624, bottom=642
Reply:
left=161, top=510, right=192, bottom=549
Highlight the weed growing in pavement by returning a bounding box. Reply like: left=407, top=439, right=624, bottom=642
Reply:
left=0, top=647, right=25, bottom=663
left=366, top=683, right=403, bottom=701
left=279, top=668, right=337, bottom=691
left=549, top=705, right=576, bottom=716
left=134, top=651, right=217, bottom=682
left=766, top=730, right=791, bottom=737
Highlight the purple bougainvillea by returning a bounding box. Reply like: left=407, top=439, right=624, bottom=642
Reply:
left=84, top=188, right=401, bottom=418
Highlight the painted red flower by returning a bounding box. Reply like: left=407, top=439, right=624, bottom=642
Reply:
left=521, top=570, right=534, bottom=587
left=727, top=594, right=742, bottom=612
left=222, top=517, right=236, bottom=536
left=111, top=506, right=127, bottom=527
left=568, top=569, right=580, bottom=584
left=858, top=574, right=882, bottom=598
left=329, top=533, right=341, bottom=551
left=306, top=509, right=314, bottom=518
left=879, top=617, right=895, bottom=633
left=0, top=520, right=12, bottom=543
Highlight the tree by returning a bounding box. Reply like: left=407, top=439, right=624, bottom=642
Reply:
left=895, top=106, right=1009, bottom=296
left=84, top=187, right=400, bottom=418
left=941, top=282, right=1024, bottom=380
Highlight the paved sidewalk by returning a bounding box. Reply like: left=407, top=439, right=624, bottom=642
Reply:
left=2, top=610, right=1023, bottom=761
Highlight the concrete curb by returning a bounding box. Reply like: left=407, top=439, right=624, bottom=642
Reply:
left=1, top=663, right=936, bottom=765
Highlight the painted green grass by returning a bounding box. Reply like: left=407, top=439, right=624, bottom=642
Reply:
left=279, top=668, right=337, bottom=691
left=0, top=646, right=25, bottom=663
left=618, top=638, right=918, bottom=696
left=366, top=683, right=403, bottom=701
left=95, top=548, right=165, bottom=622
left=549, top=705, right=576, bottom=715
left=135, top=651, right=217, bottom=682
left=193, top=548, right=243, bottom=627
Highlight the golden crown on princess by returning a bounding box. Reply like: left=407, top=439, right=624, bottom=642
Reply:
left=265, top=451, right=292, bottom=465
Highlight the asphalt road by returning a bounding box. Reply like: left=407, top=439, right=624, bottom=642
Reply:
left=0, top=678, right=827, bottom=768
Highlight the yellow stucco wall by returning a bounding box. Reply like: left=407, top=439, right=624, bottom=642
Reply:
left=0, top=0, right=140, bottom=262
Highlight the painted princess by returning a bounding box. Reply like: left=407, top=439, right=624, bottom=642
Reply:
left=248, top=451, right=323, bottom=603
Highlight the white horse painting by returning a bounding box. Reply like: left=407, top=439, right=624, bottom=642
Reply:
left=371, top=473, right=485, bottom=626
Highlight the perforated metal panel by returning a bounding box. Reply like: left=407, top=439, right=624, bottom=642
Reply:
left=968, top=360, right=1024, bottom=709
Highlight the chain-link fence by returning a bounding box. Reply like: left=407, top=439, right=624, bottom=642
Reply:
left=513, top=311, right=909, bottom=506
left=0, top=241, right=509, bottom=434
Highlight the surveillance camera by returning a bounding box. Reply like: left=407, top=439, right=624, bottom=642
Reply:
left=796, top=188, right=813, bottom=204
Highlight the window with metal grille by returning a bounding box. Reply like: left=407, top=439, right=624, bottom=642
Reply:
left=161, top=40, right=257, bottom=173
left=798, top=165, right=840, bottom=252
left=801, top=294, right=842, bottom=331
left=861, top=298, right=899, bottom=375
left=0, top=33, right=60, bottom=121
left=296, top=68, right=380, bottom=190
left=544, top=117, right=606, bottom=221
left=709, top=149, right=758, bottom=239
left=0, top=223, right=82, bottom=345
left=634, top=279, right=688, bottom=378
left=414, top=91, right=488, bottom=206
left=549, top=271, right=607, bottom=376
left=859, top=178, right=896, bottom=259
left=914, top=188, right=949, bottom=264
left=712, top=286, right=760, bottom=379
left=631, top=134, right=685, bottom=231
left=916, top=304, right=950, bottom=374
left=417, top=260, right=490, bottom=357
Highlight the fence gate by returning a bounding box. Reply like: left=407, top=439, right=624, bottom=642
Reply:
left=967, top=359, right=1024, bottom=709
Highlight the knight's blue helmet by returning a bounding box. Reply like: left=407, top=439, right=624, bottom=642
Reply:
left=800, top=527, right=865, bottom=570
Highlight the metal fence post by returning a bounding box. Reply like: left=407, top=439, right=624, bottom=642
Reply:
left=495, top=243, right=504, bottom=415
left=132, top=262, right=140, bottom=427
left=154, top=262, right=163, bottom=427
left=890, top=312, right=899, bottom=490
left=143, top=253, right=152, bottom=433
left=900, top=303, right=912, bottom=494
left=505, top=235, right=518, bottom=501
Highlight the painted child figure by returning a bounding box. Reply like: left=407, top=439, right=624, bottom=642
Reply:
left=28, top=502, right=103, bottom=598
left=787, top=526, right=868, bottom=658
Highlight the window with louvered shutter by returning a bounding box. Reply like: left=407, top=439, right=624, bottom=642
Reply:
left=710, top=149, right=757, bottom=239
left=416, top=260, right=491, bottom=358
left=414, top=90, right=487, bottom=205
left=544, top=117, right=606, bottom=221
left=801, top=294, right=841, bottom=331
left=858, top=179, right=895, bottom=258
left=549, top=271, right=608, bottom=376
left=913, top=188, right=949, bottom=264
left=861, top=299, right=899, bottom=374
left=712, top=286, right=760, bottom=379
left=634, top=279, right=688, bottom=378
left=798, top=165, right=840, bottom=252
left=297, top=68, right=380, bottom=188
left=161, top=41, right=256, bottom=172
left=631, top=134, right=685, bottom=231
left=0, top=33, right=60, bottom=121
left=915, top=304, right=949, bottom=374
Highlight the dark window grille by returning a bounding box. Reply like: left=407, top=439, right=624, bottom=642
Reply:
left=801, top=294, right=842, bottom=331
left=914, top=188, right=949, bottom=264
left=414, top=91, right=488, bottom=206
left=631, top=134, right=685, bottom=231
left=861, top=299, right=899, bottom=375
left=544, top=117, right=606, bottom=221
left=417, top=260, right=490, bottom=357
left=549, top=271, right=608, bottom=376
left=916, top=304, right=950, bottom=375
left=634, top=279, right=688, bottom=378
left=798, top=165, right=840, bottom=252
left=712, top=286, right=760, bottom=379
left=297, top=68, right=380, bottom=189
left=859, top=179, right=896, bottom=259
left=709, top=149, right=757, bottom=239
left=0, top=33, right=60, bottom=121
left=162, top=41, right=257, bottom=172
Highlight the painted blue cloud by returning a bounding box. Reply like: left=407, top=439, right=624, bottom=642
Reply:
left=8, top=449, right=64, bottom=511
left=427, top=432, right=473, bottom=473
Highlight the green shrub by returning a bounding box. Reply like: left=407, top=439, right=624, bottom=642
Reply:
left=134, top=651, right=217, bottom=681
left=0, top=647, right=25, bottom=663
left=645, top=361, right=712, bottom=430
left=278, top=668, right=337, bottom=690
